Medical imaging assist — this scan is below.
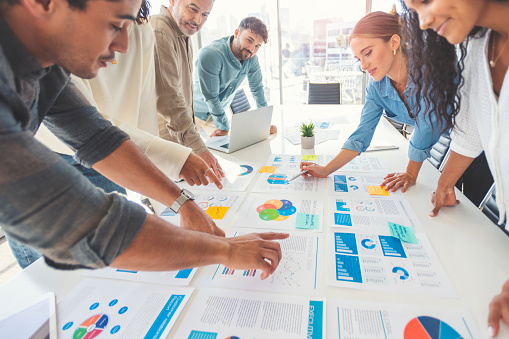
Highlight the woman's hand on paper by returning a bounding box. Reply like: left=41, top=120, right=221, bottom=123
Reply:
left=300, top=162, right=329, bottom=178
left=382, top=172, right=416, bottom=192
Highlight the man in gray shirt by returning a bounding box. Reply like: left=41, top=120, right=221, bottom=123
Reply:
left=0, top=0, right=286, bottom=276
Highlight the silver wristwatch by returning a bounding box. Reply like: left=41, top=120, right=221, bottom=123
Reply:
left=169, top=188, right=195, bottom=213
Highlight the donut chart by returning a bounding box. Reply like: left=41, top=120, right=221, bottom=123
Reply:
left=257, top=199, right=296, bottom=221
left=73, top=314, right=109, bottom=339
left=404, top=316, right=462, bottom=339
left=238, top=165, right=253, bottom=176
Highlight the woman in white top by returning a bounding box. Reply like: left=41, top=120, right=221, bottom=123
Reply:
left=402, top=0, right=509, bottom=336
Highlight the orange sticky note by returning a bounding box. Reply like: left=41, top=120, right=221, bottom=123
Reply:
left=205, top=206, right=229, bottom=219
left=367, top=185, right=389, bottom=196
left=259, top=166, right=277, bottom=173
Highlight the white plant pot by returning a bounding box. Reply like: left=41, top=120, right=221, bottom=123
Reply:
left=301, top=136, right=315, bottom=149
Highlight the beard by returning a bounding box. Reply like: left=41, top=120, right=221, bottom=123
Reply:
left=234, top=42, right=252, bottom=62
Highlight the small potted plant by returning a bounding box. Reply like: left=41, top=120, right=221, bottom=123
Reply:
left=300, top=122, right=315, bottom=149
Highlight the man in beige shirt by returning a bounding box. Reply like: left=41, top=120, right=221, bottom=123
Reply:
left=151, top=0, right=223, bottom=177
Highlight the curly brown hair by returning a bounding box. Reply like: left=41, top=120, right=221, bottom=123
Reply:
left=399, top=0, right=504, bottom=133
left=239, top=17, right=269, bottom=44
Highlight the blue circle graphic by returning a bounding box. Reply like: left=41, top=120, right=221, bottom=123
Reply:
left=109, top=299, right=118, bottom=307
left=279, top=206, right=297, bottom=216
left=279, top=200, right=294, bottom=209
left=90, top=303, right=99, bottom=310
left=392, top=266, right=409, bottom=280
left=63, top=322, right=73, bottom=330
left=361, top=239, right=376, bottom=249
left=118, top=306, right=128, bottom=314
left=111, top=325, right=121, bottom=334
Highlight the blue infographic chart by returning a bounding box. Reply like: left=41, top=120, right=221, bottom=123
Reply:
left=328, top=172, right=404, bottom=197
left=253, top=154, right=324, bottom=193
left=328, top=196, right=424, bottom=234
left=267, top=174, right=289, bottom=185
left=328, top=232, right=457, bottom=296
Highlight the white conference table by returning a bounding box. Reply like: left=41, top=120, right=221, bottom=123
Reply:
left=0, top=104, right=508, bottom=338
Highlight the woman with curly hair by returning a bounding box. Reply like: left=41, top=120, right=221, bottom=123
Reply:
left=401, top=0, right=509, bottom=336
left=300, top=9, right=449, bottom=192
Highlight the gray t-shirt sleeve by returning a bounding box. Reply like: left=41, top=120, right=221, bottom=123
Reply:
left=0, top=80, right=147, bottom=269
left=0, top=126, right=147, bottom=268
left=42, top=81, right=130, bottom=168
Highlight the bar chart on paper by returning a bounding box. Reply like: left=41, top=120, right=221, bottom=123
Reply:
left=202, top=231, right=324, bottom=295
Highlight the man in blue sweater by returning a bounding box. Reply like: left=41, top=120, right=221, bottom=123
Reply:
left=193, top=17, right=276, bottom=137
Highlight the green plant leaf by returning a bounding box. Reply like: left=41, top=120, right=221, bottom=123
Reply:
left=300, top=121, right=315, bottom=137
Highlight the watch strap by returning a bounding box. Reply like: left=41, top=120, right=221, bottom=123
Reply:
left=170, top=191, right=190, bottom=213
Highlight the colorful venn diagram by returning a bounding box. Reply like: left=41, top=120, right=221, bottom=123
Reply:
left=257, top=199, right=297, bottom=221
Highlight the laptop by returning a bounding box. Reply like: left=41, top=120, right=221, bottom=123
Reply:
left=0, top=292, right=57, bottom=339
left=205, top=105, right=273, bottom=153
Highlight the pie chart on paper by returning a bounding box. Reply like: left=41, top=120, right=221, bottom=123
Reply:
left=237, top=165, right=253, bottom=176
left=404, top=316, right=462, bottom=339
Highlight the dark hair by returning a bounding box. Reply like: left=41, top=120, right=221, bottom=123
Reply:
left=398, top=0, right=503, bottom=133
left=239, top=17, right=269, bottom=44
left=1, top=0, right=147, bottom=15
left=136, top=0, right=151, bottom=24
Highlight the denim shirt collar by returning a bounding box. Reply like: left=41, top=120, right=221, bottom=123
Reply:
left=377, top=75, right=415, bottom=101
left=0, top=16, right=48, bottom=83
left=224, top=35, right=242, bottom=68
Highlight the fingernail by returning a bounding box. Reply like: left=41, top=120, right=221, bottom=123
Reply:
left=428, top=211, right=434, bottom=217
left=488, top=326, right=495, bottom=337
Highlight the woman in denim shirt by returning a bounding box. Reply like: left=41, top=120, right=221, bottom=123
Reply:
left=301, top=10, right=446, bottom=192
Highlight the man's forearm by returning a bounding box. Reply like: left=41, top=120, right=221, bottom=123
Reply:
left=111, top=214, right=289, bottom=279
left=92, top=140, right=182, bottom=206
left=111, top=214, right=227, bottom=271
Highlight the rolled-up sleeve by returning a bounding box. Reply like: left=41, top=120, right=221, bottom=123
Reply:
left=42, top=82, right=130, bottom=167
left=342, top=85, right=384, bottom=153
left=449, top=87, right=484, bottom=158
left=407, top=108, right=445, bottom=162
left=0, top=103, right=147, bottom=269
left=247, top=56, right=267, bottom=109
left=196, top=50, right=230, bottom=131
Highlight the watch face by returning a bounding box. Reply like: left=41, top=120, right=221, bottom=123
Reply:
left=182, top=188, right=195, bottom=200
